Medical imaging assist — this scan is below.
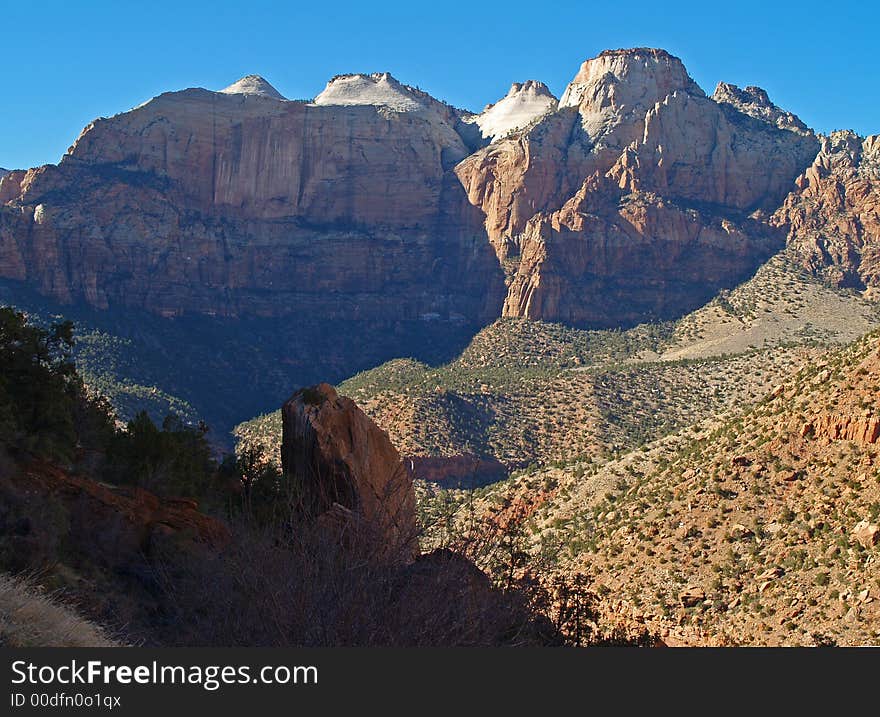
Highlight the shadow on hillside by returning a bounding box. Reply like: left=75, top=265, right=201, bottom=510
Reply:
left=0, top=279, right=484, bottom=450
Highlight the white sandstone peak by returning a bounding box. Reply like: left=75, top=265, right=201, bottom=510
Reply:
left=220, top=75, right=285, bottom=99
left=559, top=48, right=701, bottom=110
left=467, top=80, right=558, bottom=141
left=312, top=72, right=429, bottom=112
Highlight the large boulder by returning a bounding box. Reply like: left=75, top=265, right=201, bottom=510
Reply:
left=281, top=383, right=417, bottom=561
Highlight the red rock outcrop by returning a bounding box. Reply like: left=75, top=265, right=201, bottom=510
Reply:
left=773, top=131, right=880, bottom=289
left=800, top=413, right=880, bottom=445
left=4, top=460, right=228, bottom=566
left=281, top=383, right=417, bottom=561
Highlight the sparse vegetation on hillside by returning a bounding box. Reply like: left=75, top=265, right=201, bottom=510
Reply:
left=453, top=329, right=880, bottom=645
left=237, top=250, right=880, bottom=472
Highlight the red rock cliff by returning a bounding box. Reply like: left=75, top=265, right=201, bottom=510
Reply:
left=0, top=52, right=836, bottom=330
left=0, top=74, right=503, bottom=322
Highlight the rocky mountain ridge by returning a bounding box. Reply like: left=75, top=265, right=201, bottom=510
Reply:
left=2, top=47, right=871, bottom=335
left=2, top=48, right=878, bottom=447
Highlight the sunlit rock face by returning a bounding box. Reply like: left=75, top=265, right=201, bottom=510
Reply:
left=0, top=49, right=836, bottom=330
left=0, top=73, right=504, bottom=322
left=457, top=48, right=820, bottom=326
left=774, top=131, right=880, bottom=291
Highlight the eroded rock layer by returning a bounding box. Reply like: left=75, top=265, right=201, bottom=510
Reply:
left=0, top=76, right=503, bottom=322
left=774, top=131, right=880, bottom=290
left=3, top=48, right=868, bottom=333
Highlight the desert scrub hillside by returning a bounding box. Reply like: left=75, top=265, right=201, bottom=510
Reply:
left=509, top=330, right=880, bottom=645
left=652, top=250, right=880, bottom=361
left=0, top=573, right=119, bottom=647
left=235, top=332, right=831, bottom=470
left=236, top=248, right=880, bottom=474
left=589, top=347, right=812, bottom=453
left=235, top=319, right=674, bottom=465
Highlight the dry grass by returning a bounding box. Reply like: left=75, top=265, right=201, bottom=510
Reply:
left=0, top=572, right=119, bottom=647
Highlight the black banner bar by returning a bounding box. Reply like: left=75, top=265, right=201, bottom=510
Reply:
left=2, top=647, right=877, bottom=713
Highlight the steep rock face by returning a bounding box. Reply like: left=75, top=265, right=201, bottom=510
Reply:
left=456, top=48, right=820, bottom=325
left=774, top=131, right=880, bottom=289
left=0, top=50, right=835, bottom=333
left=0, top=75, right=504, bottom=320
left=455, top=49, right=704, bottom=250
left=0, top=169, right=21, bottom=204
left=502, top=184, right=785, bottom=326
left=801, top=412, right=880, bottom=445
left=281, top=383, right=417, bottom=561
left=611, top=88, right=818, bottom=209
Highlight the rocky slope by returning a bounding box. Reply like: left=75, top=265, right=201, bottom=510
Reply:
left=530, top=330, right=880, bottom=645
left=414, top=325, right=880, bottom=645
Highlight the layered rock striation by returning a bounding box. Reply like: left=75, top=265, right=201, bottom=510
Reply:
left=4, top=48, right=869, bottom=332
left=0, top=73, right=503, bottom=322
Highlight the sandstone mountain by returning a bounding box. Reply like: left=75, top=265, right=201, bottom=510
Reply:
left=2, top=46, right=867, bottom=337
left=0, top=72, right=501, bottom=322
left=2, top=47, right=878, bottom=450
left=774, top=130, right=880, bottom=291
left=462, top=80, right=558, bottom=142
left=457, top=48, right=820, bottom=326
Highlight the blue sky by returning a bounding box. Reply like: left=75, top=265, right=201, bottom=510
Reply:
left=1, top=0, right=877, bottom=169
